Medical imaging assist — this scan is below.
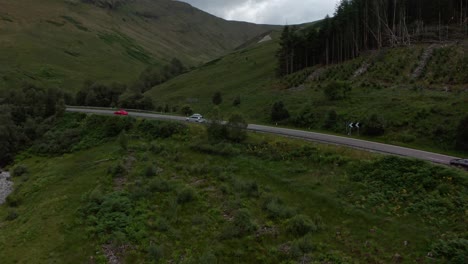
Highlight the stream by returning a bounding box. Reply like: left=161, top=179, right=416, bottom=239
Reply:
left=0, top=171, right=13, bottom=205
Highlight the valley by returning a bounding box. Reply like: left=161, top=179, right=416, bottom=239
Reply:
left=0, top=0, right=467, bottom=263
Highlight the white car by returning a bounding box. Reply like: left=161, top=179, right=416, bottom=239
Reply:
left=185, top=114, right=206, bottom=123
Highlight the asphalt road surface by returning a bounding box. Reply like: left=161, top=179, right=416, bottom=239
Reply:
left=66, top=107, right=460, bottom=165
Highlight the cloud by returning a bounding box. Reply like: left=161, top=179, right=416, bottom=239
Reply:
left=179, top=0, right=339, bottom=25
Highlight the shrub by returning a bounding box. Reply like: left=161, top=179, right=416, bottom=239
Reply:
left=177, top=187, right=196, bottom=204
left=149, top=142, right=165, bottom=154
left=138, top=120, right=186, bottom=139
left=262, top=195, right=295, bottom=219
left=198, top=250, right=217, bottom=264
left=206, top=119, right=227, bottom=141
left=346, top=156, right=467, bottom=224
left=212, top=91, right=222, bottom=105
left=80, top=192, right=133, bottom=239
left=431, top=238, right=468, bottom=263
left=292, top=104, right=317, bottom=128
left=148, top=244, right=164, bottom=262
left=149, top=178, right=172, bottom=193
left=233, top=179, right=259, bottom=198
left=286, top=215, right=317, bottom=237
left=191, top=142, right=241, bottom=156
left=104, top=116, right=134, bottom=137
left=233, top=209, right=257, bottom=236
left=226, top=114, right=248, bottom=142
left=144, top=164, right=161, bottom=177
left=6, top=194, right=21, bottom=207
left=455, top=116, right=468, bottom=151
left=118, top=130, right=128, bottom=151
left=181, top=105, right=193, bottom=116
left=324, top=81, right=351, bottom=100
left=5, top=210, right=18, bottom=221
left=12, top=165, right=28, bottom=177
left=290, top=234, right=315, bottom=257
left=108, top=163, right=127, bottom=178
left=271, top=101, right=290, bottom=122
left=362, top=114, right=385, bottom=136
left=232, top=95, right=241, bottom=107
left=323, top=110, right=338, bottom=130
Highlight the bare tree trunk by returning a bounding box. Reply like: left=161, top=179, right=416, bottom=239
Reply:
left=461, top=0, right=464, bottom=26
left=439, top=12, right=442, bottom=41
left=393, top=0, right=397, bottom=46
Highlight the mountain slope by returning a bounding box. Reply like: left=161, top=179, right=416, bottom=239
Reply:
left=1, top=113, right=466, bottom=263
left=146, top=34, right=468, bottom=155
left=0, top=0, right=277, bottom=90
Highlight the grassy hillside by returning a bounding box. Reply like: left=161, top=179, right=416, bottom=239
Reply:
left=0, top=113, right=467, bottom=263
left=146, top=36, right=468, bottom=154
left=0, top=0, right=276, bottom=91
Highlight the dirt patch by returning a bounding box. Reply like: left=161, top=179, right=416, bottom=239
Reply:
left=102, top=244, right=132, bottom=264
left=412, top=44, right=438, bottom=79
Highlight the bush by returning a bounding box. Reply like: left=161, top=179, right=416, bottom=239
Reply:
left=323, top=110, right=338, bottom=130
left=137, top=120, right=186, bottom=139
left=80, top=192, right=133, bottom=239
left=149, top=178, right=172, bottom=193
left=286, top=215, right=317, bottom=237
left=108, top=163, right=127, bottom=178
left=12, top=165, right=28, bottom=177
left=191, top=142, right=241, bottom=156
left=148, top=244, right=164, bottom=262
left=212, top=91, right=222, bottom=105
left=118, top=130, right=128, bottom=151
left=5, top=210, right=18, bottom=221
left=362, top=114, right=385, bottom=136
left=232, top=95, right=241, bottom=107
left=271, top=101, right=290, bottom=122
left=455, top=116, right=468, bottom=151
left=226, top=114, right=248, bottom=142
left=104, top=116, right=134, bottom=137
left=144, top=164, right=161, bottom=177
left=431, top=238, right=468, bottom=263
left=234, top=209, right=257, bottom=233
left=290, top=234, right=315, bottom=257
left=324, top=81, right=351, bottom=100
left=177, top=187, right=196, bottom=204
left=292, top=104, right=317, bottom=128
left=206, top=118, right=227, bottom=141
left=198, top=250, right=217, bottom=264
left=233, top=179, right=259, bottom=198
left=181, top=105, right=193, bottom=116
left=346, top=156, right=467, bottom=224
left=262, top=195, right=295, bottom=219
left=6, top=194, right=21, bottom=207
left=149, top=142, right=165, bottom=154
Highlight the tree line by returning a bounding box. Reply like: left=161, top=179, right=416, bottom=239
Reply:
left=75, top=58, right=186, bottom=110
left=0, top=84, right=66, bottom=165
left=277, top=0, right=468, bottom=76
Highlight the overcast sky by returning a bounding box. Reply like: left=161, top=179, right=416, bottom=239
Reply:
left=179, top=0, right=340, bottom=25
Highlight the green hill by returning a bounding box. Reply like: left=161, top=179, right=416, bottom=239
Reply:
left=1, top=113, right=466, bottom=263
left=0, top=0, right=277, bottom=91
left=146, top=34, right=468, bottom=154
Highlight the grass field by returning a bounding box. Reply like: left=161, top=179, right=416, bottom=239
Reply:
left=0, top=113, right=466, bottom=263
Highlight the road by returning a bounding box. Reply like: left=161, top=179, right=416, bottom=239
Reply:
left=66, top=107, right=460, bottom=165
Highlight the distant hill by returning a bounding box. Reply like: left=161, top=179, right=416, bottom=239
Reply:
left=0, top=0, right=278, bottom=90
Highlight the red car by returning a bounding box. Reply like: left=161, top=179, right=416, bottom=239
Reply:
left=114, top=109, right=129, bottom=116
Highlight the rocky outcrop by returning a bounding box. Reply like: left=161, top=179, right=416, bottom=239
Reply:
left=0, top=171, right=13, bottom=205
